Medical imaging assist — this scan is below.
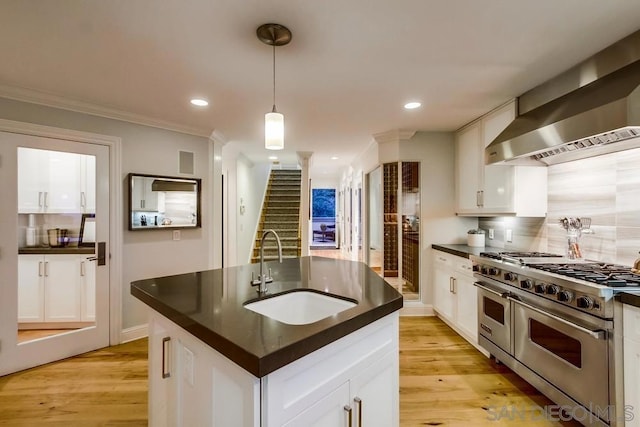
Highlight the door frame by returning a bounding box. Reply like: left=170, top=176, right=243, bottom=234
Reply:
left=0, top=118, right=122, bottom=346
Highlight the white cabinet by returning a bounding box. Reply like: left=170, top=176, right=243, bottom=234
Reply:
left=18, top=254, right=95, bottom=324
left=17, top=255, right=45, bottom=322
left=432, top=250, right=482, bottom=351
left=18, top=148, right=96, bottom=213
left=623, top=304, right=640, bottom=427
left=131, top=176, right=162, bottom=212
left=455, top=100, right=547, bottom=217
left=147, top=310, right=399, bottom=427
left=284, top=383, right=350, bottom=427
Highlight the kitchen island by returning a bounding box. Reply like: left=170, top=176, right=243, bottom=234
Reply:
left=131, top=256, right=403, bottom=426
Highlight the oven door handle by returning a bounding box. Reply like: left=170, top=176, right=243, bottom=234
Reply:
left=473, top=281, right=508, bottom=298
left=507, top=296, right=607, bottom=340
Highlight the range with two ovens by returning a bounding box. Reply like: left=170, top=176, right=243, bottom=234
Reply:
left=471, top=251, right=640, bottom=426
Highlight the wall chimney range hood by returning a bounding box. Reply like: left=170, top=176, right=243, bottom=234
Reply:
left=486, top=30, right=640, bottom=166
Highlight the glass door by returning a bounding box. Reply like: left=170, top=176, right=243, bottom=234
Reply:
left=0, top=131, right=110, bottom=376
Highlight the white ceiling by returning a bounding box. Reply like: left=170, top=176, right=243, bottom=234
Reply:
left=2, top=1, right=640, bottom=178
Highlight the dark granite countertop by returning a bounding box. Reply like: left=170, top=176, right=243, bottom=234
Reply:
left=19, top=246, right=95, bottom=255
left=131, top=256, right=403, bottom=378
left=431, top=243, right=504, bottom=259
left=617, top=291, right=640, bottom=308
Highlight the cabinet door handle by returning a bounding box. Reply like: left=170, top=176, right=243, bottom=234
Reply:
left=344, top=405, right=352, bottom=427
left=44, top=261, right=49, bottom=277
left=354, top=397, right=362, bottom=426
left=38, top=192, right=43, bottom=208
left=80, top=261, right=86, bottom=277
left=452, top=277, right=457, bottom=294
left=449, top=277, right=454, bottom=293
left=38, top=261, right=44, bottom=277
left=162, top=337, right=171, bottom=379
left=44, top=192, right=49, bottom=208
left=476, top=190, right=481, bottom=207
left=480, top=190, right=484, bottom=207
left=80, top=191, right=86, bottom=208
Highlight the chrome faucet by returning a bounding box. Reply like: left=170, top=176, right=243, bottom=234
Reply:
left=251, top=229, right=283, bottom=294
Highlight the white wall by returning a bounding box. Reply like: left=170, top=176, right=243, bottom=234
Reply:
left=221, top=145, right=272, bottom=266
left=400, top=131, right=477, bottom=305
left=235, top=155, right=270, bottom=265
left=0, top=97, right=214, bottom=332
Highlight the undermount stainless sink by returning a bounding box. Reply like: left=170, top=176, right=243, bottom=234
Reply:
left=244, top=290, right=357, bottom=325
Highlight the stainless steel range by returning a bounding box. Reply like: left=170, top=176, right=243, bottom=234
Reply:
left=471, top=251, right=640, bottom=427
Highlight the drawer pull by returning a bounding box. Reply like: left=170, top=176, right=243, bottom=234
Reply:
left=162, top=337, right=171, bottom=379
left=354, top=397, right=362, bottom=425
left=344, top=405, right=352, bottom=427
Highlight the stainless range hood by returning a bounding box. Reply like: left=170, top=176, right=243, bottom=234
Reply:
left=486, top=30, right=640, bottom=166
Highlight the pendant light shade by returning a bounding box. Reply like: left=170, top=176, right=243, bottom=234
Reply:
left=265, top=109, right=284, bottom=150
left=257, top=23, right=291, bottom=151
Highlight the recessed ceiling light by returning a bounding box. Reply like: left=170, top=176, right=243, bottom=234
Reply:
left=404, top=102, right=421, bottom=110
left=190, top=98, right=209, bottom=107
left=331, top=156, right=339, bottom=160
left=268, top=155, right=278, bottom=160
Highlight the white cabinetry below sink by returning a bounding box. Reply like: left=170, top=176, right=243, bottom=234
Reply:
left=148, top=310, right=399, bottom=426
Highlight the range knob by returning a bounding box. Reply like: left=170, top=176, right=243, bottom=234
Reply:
left=520, top=279, right=534, bottom=290
left=472, top=264, right=480, bottom=272
left=488, top=267, right=499, bottom=276
left=504, top=272, right=517, bottom=282
left=480, top=266, right=488, bottom=275
left=535, top=283, right=547, bottom=294
left=576, top=296, right=595, bottom=309
left=545, top=285, right=560, bottom=296
left=558, top=290, right=574, bottom=303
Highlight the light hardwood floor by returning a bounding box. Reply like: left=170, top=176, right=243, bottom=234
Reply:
left=0, top=318, right=582, bottom=426
left=0, top=249, right=581, bottom=426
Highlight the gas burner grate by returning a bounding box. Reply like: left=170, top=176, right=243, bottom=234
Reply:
left=479, top=251, right=563, bottom=260
left=527, top=262, right=640, bottom=287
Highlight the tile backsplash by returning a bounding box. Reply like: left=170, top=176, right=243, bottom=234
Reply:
left=479, top=147, right=640, bottom=267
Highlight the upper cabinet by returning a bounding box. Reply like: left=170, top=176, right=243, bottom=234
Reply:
left=18, top=148, right=96, bottom=214
left=455, top=100, right=547, bottom=217
left=130, top=176, right=162, bottom=212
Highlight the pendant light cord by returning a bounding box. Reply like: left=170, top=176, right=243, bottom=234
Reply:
left=272, top=43, right=277, bottom=112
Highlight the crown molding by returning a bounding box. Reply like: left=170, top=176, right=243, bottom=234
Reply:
left=372, top=129, right=416, bottom=144
left=0, top=84, right=212, bottom=138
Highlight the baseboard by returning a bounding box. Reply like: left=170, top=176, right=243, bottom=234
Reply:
left=120, top=323, right=148, bottom=344
left=400, top=302, right=434, bottom=316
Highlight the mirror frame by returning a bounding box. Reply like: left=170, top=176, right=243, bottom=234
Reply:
left=127, top=173, right=202, bottom=231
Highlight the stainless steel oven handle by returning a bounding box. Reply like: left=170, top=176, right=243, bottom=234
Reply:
left=473, top=281, right=508, bottom=298
left=507, top=296, right=606, bottom=340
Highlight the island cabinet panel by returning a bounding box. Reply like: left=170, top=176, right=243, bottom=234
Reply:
left=148, top=312, right=260, bottom=427
left=263, top=313, right=399, bottom=426
left=147, top=311, right=399, bottom=427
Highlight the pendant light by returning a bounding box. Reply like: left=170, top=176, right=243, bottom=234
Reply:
left=257, top=23, right=291, bottom=150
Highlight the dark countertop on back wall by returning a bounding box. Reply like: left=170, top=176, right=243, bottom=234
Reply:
left=617, top=291, right=640, bottom=308
left=131, top=256, right=403, bottom=378
left=431, top=243, right=504, bottom=259
left=18, top=246, right=95, bottom=255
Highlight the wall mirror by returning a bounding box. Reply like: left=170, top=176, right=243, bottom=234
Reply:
left=128, top=173, right=202, bottom=231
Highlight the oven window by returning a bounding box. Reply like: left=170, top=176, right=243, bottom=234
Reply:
left=483, top=297, right=504, bottom=325
left=530, top=319, right=582, bottom=368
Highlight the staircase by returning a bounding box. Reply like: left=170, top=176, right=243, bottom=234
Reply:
left=251, top=169, right=302, bottom=263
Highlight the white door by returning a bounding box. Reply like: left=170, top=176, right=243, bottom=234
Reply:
left=0, top=131, right=110, bottom=376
